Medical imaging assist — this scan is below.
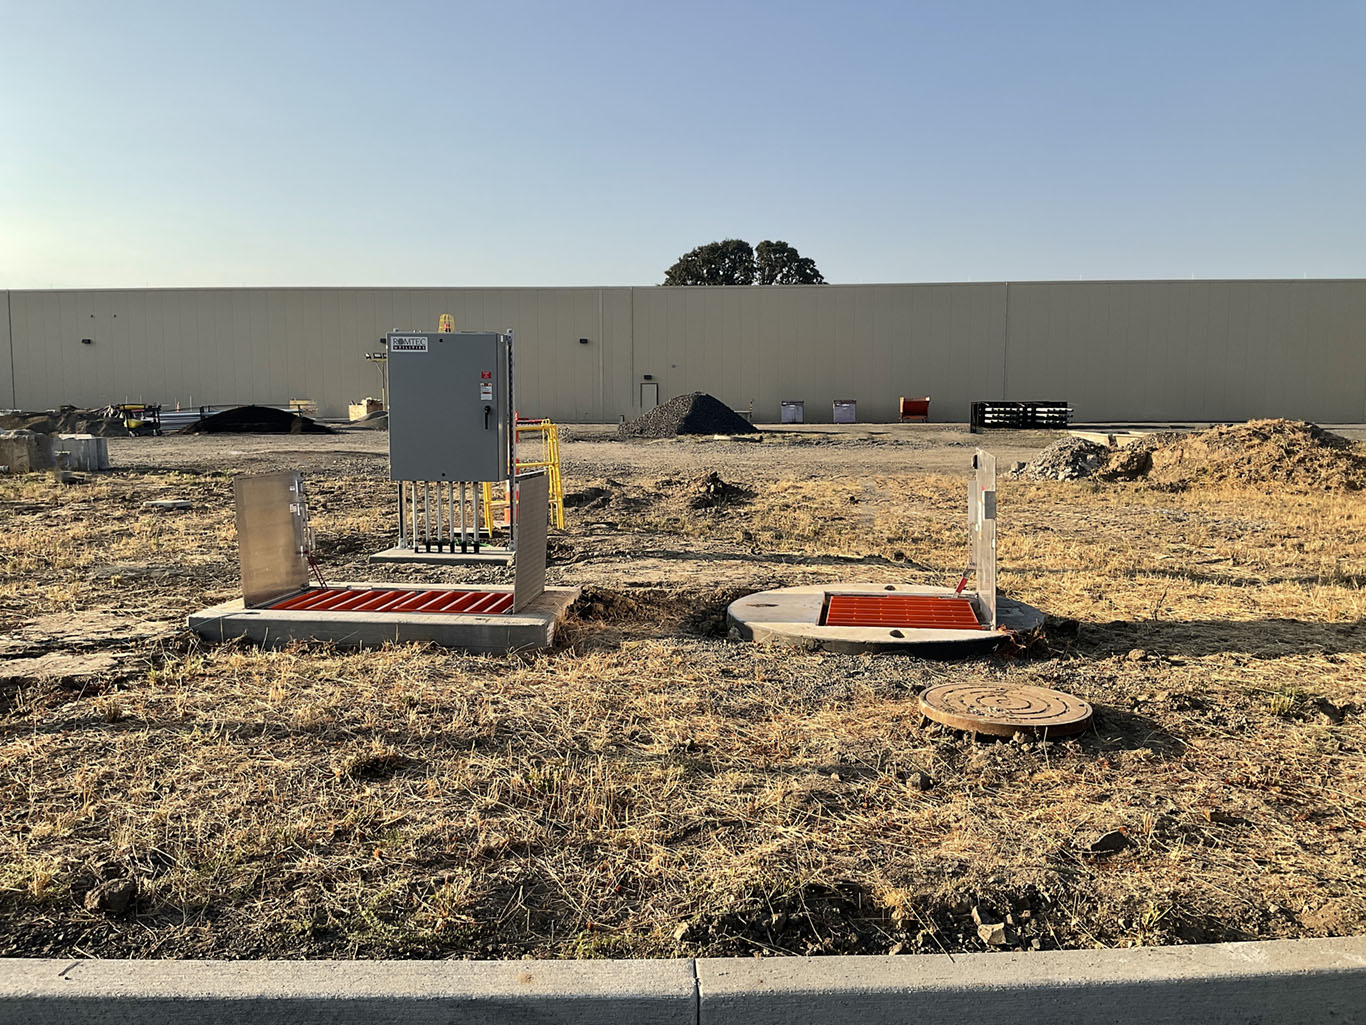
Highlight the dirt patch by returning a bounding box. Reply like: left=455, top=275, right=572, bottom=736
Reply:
left=0, top=651, right=123, bottom=685
left=618, top=392, right=758, bottom=439
left=564, top=479, right=640, bottom=512
left=180, top=405, right=334, bottom=435
left=563, top=585, right=753, bottom=646
left=570, top=585, right=661, bottom=622
left=0, top=612, right=177, bottom=658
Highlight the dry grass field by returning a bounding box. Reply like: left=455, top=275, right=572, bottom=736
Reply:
left=0, top=422, right=1363, bottom=960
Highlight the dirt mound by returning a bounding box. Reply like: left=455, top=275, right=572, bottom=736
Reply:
left=1103, top=420, right=1366, bottom=490
left=345, top=410, right=388, bottom=431
left=1012, top=438, right=1109, bottom=481
left=571, top=586, right=647, bottom=620
left=688, top=471, right=750, bottom=509
left=617, top=392, right=758, bottom=439
left=1014, top=421, right=1366, bottom=491
left=179, top=405, right=334, bottom=435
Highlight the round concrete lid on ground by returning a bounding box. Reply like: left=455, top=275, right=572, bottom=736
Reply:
left=919, top=681, right=1094, bottom=737
left=725, top=583, right=1044, bottom=656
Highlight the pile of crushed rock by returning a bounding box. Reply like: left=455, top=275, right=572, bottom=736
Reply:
left=1011, top=438, right=1109, bottom=481
left=617, top=392, right=758, bottom=439
left=1012, top=420, right=1366, bottom=491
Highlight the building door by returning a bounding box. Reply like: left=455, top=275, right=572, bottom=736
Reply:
left=640, top=382, right=659, bottom=409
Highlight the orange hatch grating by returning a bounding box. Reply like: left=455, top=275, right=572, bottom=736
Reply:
left=266, top=587, right=514, bottom=615
left=822, top=594, right=984, bottom=630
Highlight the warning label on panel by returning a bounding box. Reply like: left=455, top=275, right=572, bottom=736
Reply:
left=389, top=335, right=429, bottom=353
left=479, top=383, right=494, bottom=400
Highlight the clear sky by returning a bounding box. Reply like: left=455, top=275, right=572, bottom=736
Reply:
left=2, top=0, right=1362, bottom=288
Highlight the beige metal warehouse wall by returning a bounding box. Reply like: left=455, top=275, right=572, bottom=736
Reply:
left=1, top=291, right=12, bottom=408
left=5, top=288, right=632, bottom=423
left=1004, top=280, right=1366, bottom=422
left=7, top=280, right=1365, bottom=423
left=629, top=283, right=1005, bottom=422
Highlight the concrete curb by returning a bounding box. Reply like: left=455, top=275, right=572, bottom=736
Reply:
left=2, top=937, right=1364, bottom=1024
left=0, top=957, right=698, bottom=1024
left=698, top=937, right=1366, bottom=1023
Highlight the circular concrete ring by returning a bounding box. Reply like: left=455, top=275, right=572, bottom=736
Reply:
left=726, top=583, right=1044, bottom=657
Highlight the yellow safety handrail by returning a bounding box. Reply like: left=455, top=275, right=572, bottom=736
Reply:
left=481, top=420, right=565, bottom=533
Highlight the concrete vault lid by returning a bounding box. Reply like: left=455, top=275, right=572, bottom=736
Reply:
left=726, top=583, right=1043, bottom=656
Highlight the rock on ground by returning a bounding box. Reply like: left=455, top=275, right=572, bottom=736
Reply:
left=82, top=878, right=137, bottom=914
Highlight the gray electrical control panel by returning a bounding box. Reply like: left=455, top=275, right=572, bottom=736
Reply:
left=387, top=331, right=513, bottom=483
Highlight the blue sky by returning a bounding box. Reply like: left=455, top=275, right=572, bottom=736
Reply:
left=2, top=1, right=1362, bottom=287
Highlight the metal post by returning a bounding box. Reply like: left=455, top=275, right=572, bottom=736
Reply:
left=397, top=483, right=405, bottom=548
left=423, top=483, right=431, bottom=551
left=409, top=482, right=418, bottom=552
left=459, top=482, right=468, bottom=553
left=506, top=330, right=517, bottom=553
left=472, top=483, right=481, bottom=553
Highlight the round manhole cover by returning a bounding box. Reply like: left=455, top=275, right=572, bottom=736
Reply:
left=918, top=682, right=1093, bottom=737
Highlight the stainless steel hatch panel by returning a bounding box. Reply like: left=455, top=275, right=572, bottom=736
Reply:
left=235, top=471, right=310, bottom=608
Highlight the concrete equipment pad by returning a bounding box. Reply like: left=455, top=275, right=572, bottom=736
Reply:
left=369, top=545, right=515, bottom=567
left=189, top=582, right=578, bottom=652
left=727, top=583, right=1043, bottom=656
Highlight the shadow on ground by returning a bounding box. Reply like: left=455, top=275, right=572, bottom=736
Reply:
left=1078, top=618, right=1365, bottom=658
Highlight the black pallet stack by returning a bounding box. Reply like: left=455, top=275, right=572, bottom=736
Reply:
left=969, top=401, right=1072, bottom=433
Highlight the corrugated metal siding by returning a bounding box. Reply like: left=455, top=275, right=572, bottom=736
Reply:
left=625, top=282, right=1007, bottom=422
left=6, top=281, right=1365, bottom=423
left=0, top=291, right=11, bottom=407
left=1002, top=280, right=1366, bottom=422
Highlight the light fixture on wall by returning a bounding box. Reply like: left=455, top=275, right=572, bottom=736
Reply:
left=579, top=337, right=590, bottom=345
left=80, top=338, right=93, bottom=345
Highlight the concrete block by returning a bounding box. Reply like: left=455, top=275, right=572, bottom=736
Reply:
left=726, top=583, right=1043, bottom=656
left=697, top=937, right=1366, bottom=1024
left=0, top=431, right=54, bottom=473
left=188, top=583, right=579, bottom=652
left=0, top=957, right=698, bottom=1025
left=54, top=435, right=110, bottom=471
